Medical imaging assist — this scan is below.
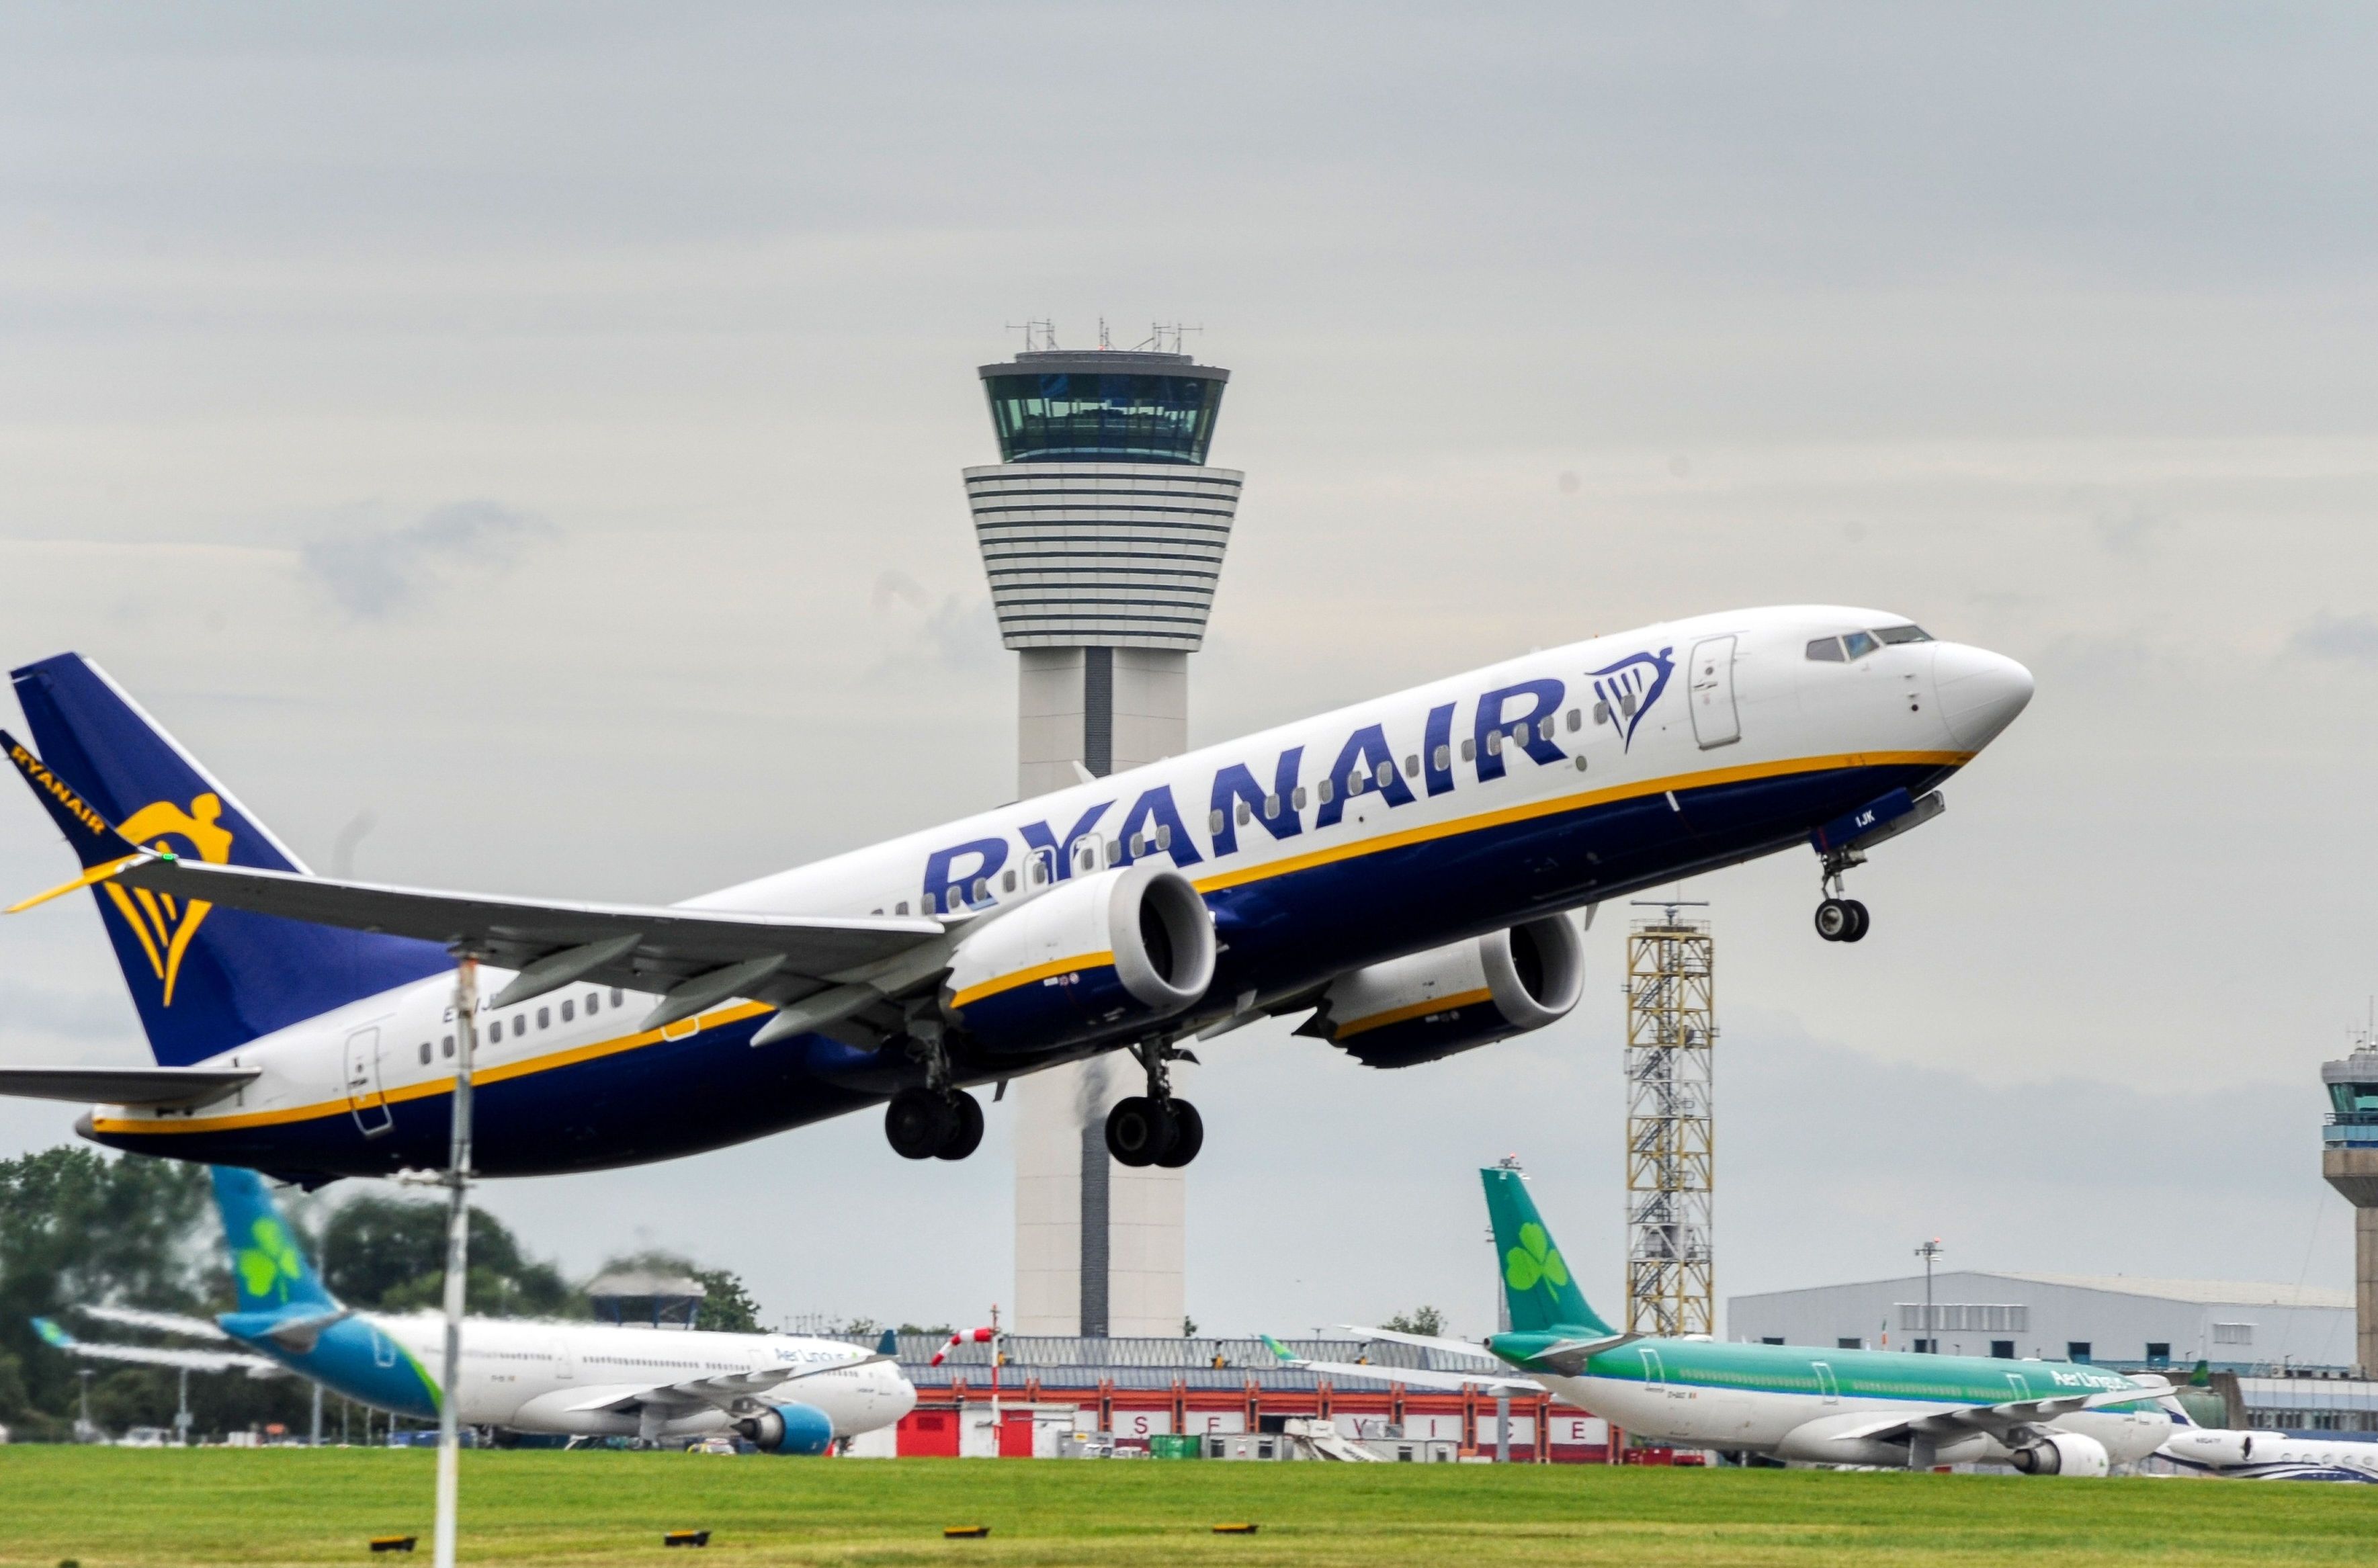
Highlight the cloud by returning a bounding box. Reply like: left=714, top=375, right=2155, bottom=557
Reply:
left=300, top=503, right=552, bottom=617
left=2293, top=611, right=2378, bottom=666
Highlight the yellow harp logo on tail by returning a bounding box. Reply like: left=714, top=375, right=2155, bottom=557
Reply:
left=105, top=795, right=235, bottom=1005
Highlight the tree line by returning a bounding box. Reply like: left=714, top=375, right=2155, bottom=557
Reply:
left=0, top=1146, right=761, bottom=1441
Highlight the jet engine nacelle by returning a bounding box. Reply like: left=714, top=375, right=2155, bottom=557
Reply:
left=942, top=861, right=1216, bottom=1055
left=2008, top=1430, right=2111, bottom=1477
left=1307, top=914, right=1586, bottom=1068
left=734, top=1399, right=835, bottom=1455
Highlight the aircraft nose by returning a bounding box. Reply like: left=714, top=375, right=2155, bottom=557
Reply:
left=1931, top=644, right=2034, bottom=750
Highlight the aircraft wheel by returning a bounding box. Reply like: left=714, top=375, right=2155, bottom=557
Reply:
left=1840, top=900, right=1871, bottom=943
left=935, top=1090, right=984, bottom=1160
left=1104, top=1096, right=1172, bottom=1168
left=1154, top=1099, right=1203, bottom=1168
left=886, top=1088, right=954, bottom=1160
left=1813, top=898, right=1853, bottom=942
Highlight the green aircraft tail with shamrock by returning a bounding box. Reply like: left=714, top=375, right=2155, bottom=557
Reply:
left=210, top=1164, right=337, bottom=1314
left=1480, top=1164, right=1613, bottom=1338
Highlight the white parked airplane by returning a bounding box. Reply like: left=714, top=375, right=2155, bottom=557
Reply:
left=0, top=605, right=2031, bottom=1180
left=36, top=1166, right=915, bottom=1451
left=2158, top=1428, right=2378, bottom=1482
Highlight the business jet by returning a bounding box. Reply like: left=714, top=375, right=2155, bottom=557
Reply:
left=2158, top=1428, right=2378, bottom=1482
left=0, top=605, right=2030, bottom=1182
left=38, top=1164, right=912, bottom=1450
left=1278, top=1166, right=2182, bottom=1475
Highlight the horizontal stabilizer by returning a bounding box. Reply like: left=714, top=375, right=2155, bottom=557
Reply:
left=79, top=1304, right=231, bottom=1341
left=33, top=1318, right=280, bottom=1376
left=0, top=1065, right=258, bottom=1106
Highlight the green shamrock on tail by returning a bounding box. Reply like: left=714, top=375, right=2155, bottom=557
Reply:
left=238, top=1217, right=306, bottom=1303
left=1504, top=1222, right=1569, bottom=1293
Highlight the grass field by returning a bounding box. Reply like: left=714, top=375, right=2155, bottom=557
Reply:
left=2, top=1448, right=2373, bottom=1567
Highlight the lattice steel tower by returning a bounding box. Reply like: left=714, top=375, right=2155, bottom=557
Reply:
left=1623, top=902, right=1715, bottom=1338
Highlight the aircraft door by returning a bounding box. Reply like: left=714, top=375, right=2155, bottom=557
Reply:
left=1638, top=1347, right=1666, bottom=1391
left=552, top=1339, right=575, bottom=1380
left=1814, top=1362, right=1840, bottom=1404
left=345, top=1027, right=392, bottom=1137
left=1689, top=636, right=1741, bottom=749
left=2005, top=1372, right=2032, bottom=1402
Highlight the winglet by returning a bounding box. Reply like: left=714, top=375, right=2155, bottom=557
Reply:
left=1261, top=1334, right=1299, bottom=1364
left=5, top=853, right=151, bottom=916
left=32, top=1316, right=74, bottom=1349
left=1, top=728, right=155, bottom=912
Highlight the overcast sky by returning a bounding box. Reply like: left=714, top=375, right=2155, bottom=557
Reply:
left=2, top=3, right=2374, bottom=1340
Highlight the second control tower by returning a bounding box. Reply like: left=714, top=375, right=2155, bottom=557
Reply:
left=2324, top=1043, right=2378, bottom=1375
left=966, top=328, right=1241, bottom=1336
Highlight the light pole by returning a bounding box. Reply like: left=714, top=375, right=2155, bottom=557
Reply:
left=1914, top=1239, right=1943, bottom=1354
left=433, top=959, right=479, bottom=1568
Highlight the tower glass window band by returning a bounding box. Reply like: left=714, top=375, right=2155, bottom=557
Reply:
left=984, top=372, right=1226, bottom=464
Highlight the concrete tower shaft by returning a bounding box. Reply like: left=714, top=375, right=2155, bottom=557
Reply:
left=2322, top=1048, right=2378, bottom=1376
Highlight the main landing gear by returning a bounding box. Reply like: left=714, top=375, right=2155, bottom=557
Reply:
left=884, top=1015, right=985, bottom=1161
left=1105, top=1039, right=1203, bottom=1168
left=885, top=1086, right=984, bottom=1160
left=1813, top=852, right=1871, bottom=943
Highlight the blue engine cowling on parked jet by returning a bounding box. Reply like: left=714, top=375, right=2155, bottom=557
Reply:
left=734, top=1399, right=835, bottom=1455
left=1301, top=914, right=1586, bottom=1068
left=941, top=861, right=1217, bottom=1055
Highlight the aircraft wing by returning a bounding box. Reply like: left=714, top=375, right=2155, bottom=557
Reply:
left=33, top=1317, right=280, bottom=1376
left=0, top=1066, right=260, bottom=1106
left=1822, top=1379, right=2173, bottom=1443
left=561, top=1352, right=896, bottom=1415
left=30, top=851, right=950, bottom=1027
left=1335, top=1323, right=1499, bottom=1360
left=1262, top=1336, right=1535, bottom=1394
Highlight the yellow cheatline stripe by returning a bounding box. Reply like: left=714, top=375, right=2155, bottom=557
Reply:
left=5, top=853, right=146, bottom=915
left=1191, top=749, right=1969, bottom=895
left=89, top=1000, right=777, bottom=1137
left=950, top=951, right=1113, bottom=1010
left=91, top=748, right=1970, bottom=1139
left=1332, top=986, right=1492, bottom=1041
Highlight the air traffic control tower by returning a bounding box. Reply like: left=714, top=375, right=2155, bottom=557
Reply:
left=2323, top=1043, right=2378, bottom=1375
left=964, top=329, right=1240, bottom=1336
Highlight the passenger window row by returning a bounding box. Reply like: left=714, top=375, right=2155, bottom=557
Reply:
left=478, top=987, right=628, bottom=1047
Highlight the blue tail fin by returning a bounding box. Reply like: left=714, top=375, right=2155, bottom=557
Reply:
left=210, top=1166, right=338, bottom=1314
left=8, top=654, right=450, bottom=1065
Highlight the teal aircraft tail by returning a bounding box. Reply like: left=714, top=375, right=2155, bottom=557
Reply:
left=1480, top=1165, right=1613, bottom=1336
left=210, top=1166, right=337, bottom=1315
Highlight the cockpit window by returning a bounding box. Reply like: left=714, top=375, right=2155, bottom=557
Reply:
left=1873, top=624, right=1932, bottom=645
left=1805, top=637, right=1846, bottom=662
left=1841, top=630, right=1879, bottom=660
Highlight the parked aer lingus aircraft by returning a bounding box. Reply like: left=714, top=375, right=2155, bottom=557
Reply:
left=0, top=606, right=2029, bottom=1182
left=37, top=1166, right=913, bottom=1450
left=1283, top=1167, right=2184, bottom=1475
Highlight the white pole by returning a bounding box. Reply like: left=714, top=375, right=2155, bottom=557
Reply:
left=433, top=959, right=478, bottom=1568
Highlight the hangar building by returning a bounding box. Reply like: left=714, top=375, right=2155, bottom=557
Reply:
left=1729, top=1270, right=2354, bottom=1371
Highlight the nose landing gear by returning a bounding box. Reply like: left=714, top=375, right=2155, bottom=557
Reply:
left=1814, top=896, right=1869, bottom=943
left=1105, top=1039, right=1203, bottom=1168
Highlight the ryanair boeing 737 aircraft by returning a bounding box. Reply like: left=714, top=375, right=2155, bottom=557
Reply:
left=0, top=605, right=2029, bottom=1184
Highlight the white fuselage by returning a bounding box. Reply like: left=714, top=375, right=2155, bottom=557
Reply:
left=1534, top=1370, right=2177, bottom=1469
left=368, top=1315, right=915, bottom=1439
